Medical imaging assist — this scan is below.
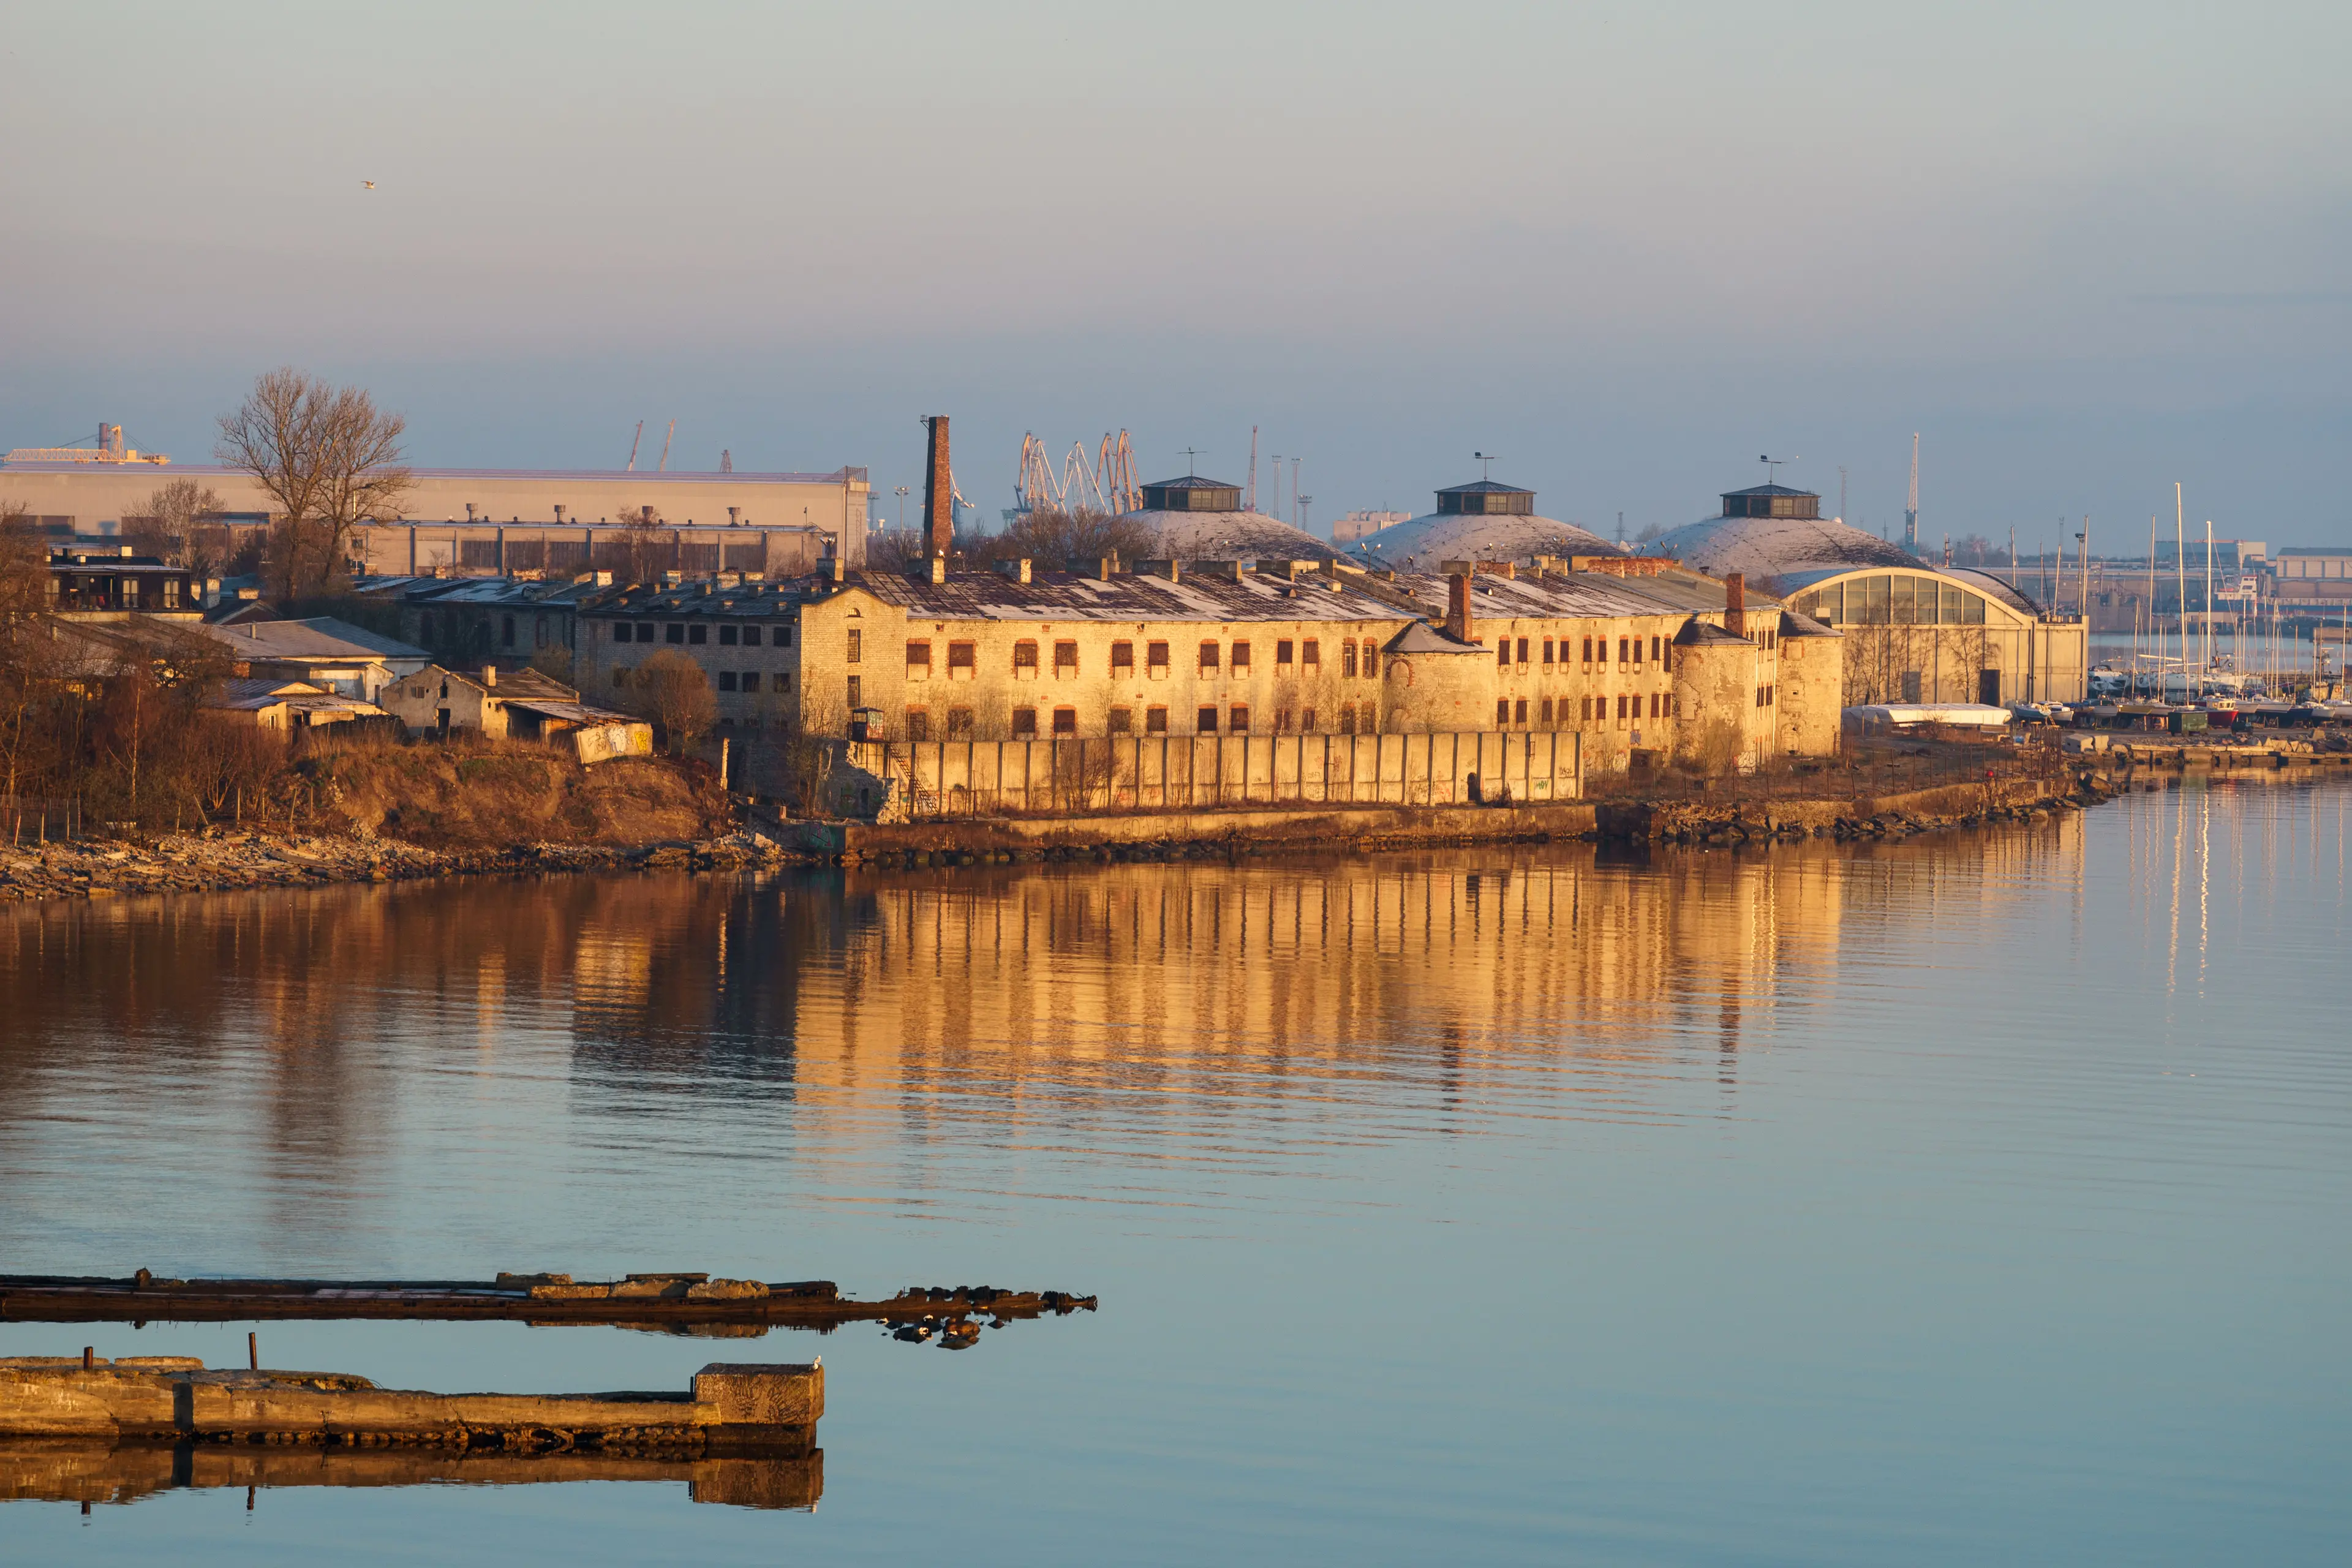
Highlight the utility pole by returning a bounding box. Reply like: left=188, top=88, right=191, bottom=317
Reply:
left=1245, top=426, right=1258, bottom=514
left=2205, top=516, right=2216, bottom=695
left=2008, top=526, right=2017, bottom=591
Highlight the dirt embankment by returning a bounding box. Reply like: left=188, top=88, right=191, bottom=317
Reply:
left=314, top=741, right=733, bottom=849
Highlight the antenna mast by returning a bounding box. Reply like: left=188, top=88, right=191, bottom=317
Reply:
left=1245, top=426, right=1259, bottom=513
left=1904, top=433, right=1920, bottom=554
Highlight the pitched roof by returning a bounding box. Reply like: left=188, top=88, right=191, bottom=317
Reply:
left=1721, top=483, right=1819, bottom=499
left=198, top=617, right=428, bottom=663
left=1435, top=479, right=1536, bottom=496
left=1384, top=621, right=1485, bottom=655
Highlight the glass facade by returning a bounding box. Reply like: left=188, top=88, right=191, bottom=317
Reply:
left=1796, top=573, right=1988, bottom=627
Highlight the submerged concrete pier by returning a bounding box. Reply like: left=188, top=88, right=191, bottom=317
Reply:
left=0, top=1355, right=821, bottom=1452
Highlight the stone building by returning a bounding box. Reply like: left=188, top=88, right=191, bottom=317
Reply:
left=571, top=552, right=1838, bottom=784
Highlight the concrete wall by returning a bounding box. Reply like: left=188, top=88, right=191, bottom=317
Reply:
left=1776, top=631, right=1844, bottom=756
left=872, top=730, right=1581, bottom=815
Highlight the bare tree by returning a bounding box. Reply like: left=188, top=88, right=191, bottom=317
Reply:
left=216, top=368, right=412, bottom=600
left=126, top=478, right=228, bottom=572
left=595, top=507, right=671, bottom=584
left=626, top=648, right=716, bottom=753
left=0, top=502, right=48, bottom=618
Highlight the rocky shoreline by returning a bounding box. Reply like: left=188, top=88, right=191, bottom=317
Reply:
left=0, top=774, right=2130, bottom=903
left=0, top=828, right=803, bottom=903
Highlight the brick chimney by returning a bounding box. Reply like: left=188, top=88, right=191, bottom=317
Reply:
left=922, top=415, right=954, bottom=565
left=1441, top=559, right=1475, bottom=643
left=1723, top=572, right=1746, bottom=640
left=481, top=665, right=497, bottom=688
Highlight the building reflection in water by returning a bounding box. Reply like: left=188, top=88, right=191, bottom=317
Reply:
left=0, top=814, right=2108, bottom=1197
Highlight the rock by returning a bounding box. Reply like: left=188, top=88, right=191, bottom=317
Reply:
left=686, top=1279, right=769, bottom=1300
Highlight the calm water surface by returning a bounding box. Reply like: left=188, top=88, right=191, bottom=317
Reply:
left=1, top=778, right=2347, bottom=1563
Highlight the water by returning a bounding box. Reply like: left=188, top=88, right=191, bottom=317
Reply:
left=2, top=778, right=2348, bottom=1564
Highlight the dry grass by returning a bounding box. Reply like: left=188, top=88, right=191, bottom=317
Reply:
left=301, top=734, right=728, bottom=848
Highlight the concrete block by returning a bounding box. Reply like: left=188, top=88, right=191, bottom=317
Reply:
left=693, top=1363, right=823, bottom=1428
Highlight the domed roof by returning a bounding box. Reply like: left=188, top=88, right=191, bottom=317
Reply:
left=1347, top=510, right=1615, bottom=570
left=1121, top=507, right=1339, bottom=563
left=1650, top=511, right=1919, bottom=579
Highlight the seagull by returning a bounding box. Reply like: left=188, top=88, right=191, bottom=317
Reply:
left=363, top=181, right=376, bottom=190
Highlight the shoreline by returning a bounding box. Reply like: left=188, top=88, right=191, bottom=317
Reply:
left=0, top=769, right=2169, bottom=905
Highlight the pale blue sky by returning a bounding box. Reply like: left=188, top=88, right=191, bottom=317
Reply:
left=4, top=1, right=2348, bottom=545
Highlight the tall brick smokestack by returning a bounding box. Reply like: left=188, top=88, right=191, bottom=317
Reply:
left=922, top=416, right=954, bottom=564
left=1723, top=571, right=1746, bottom=640
left=1442, top=560, right=1475, bottom=643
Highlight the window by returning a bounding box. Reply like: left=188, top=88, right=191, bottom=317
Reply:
left=837, top=628, right=857, bottom=662
left=1649, top=692, right=1660, bottom=718
left=1651, top=635, right=1662, bottom=663
left=1199, top=641, right=1220, bottom=672
left=742, top=673, right=761, bottom=693
left=1581, top=635, right=1593, bottom=665
left=1229, top=705, right=1250, bottom=732
left=1013, top=640, right=1039, bottom=677
left=666, top=624, right=685, bottom=644
left=501, top=614, right=515, bottom=649
left=1342, top=642, right=1359, bottom=677
left=718, top=671, right=738, bottom=692
left=1147, top=640, right=1169, bottom=675
left=1517, top=637, right=1529, bottom=665
left=1012, top=708, right=1038, bottom=737
left=1766, top=684, right=1776, bottom=706
left=1339, top=703, right=1357, bottom=734
left=1755, top=686, right=1766, bottom=707
left=1496, top=698, right=1511, bottom=726
left=1197, top=706, right=1218, bottom=733
left=1579, top=696, right=1590, bottom=720
left=907, top=710, right=930, bottom=741
left=689, top=624, right=707, bottom=646
left=1112, top=641, right=1134, bottom=673
left=1276, top=639, right=1294, bottom=669
left=1054, top=640, right=1079, bottom=675
left=1232, top=641, right=1251, bottom=673
left=1361, top=641, right=1378, bottom=679
left=1145, top=705, right=1169, bottom=734
left=1540, top=696, right=1553, bottom=723
left=1302, top=639, right=1321, bottom=670
left=1109, top=707, right=1133, bottom=734
left=744, top=626, right=762, bottom=647
left=1498, top=642, right=1511, bottom=669
left=1618, top=636, right=1630, bottom=665
left=1275, top=708, right=1293, bottom=731
left=720, top=625, right=739, bottom=646
left=907, top=641, right=932, bottom=678
left=846, top=675, right=862, bottom=706
left=1618, top=694, right=1630, bottom=720
left=1052, top=707, right=1077, bottom=736
left=1630, top=637, right=1642, bottom=668
left=772, top=623, right=793, bottom=647
left=1300, top=706, right=1317, bottom=730
left=1515, top=698, right=1529, bottom=725
left=948, top=641, right=976, bottom=678
left=1542, top=638, right=1554, bottom=665
left=947, top=707, right=974, bottom=737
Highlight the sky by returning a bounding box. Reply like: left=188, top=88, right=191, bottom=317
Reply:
left=4, top=0, right=2349, bottom=550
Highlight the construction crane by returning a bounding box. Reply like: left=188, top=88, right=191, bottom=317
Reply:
left=657, top=419, right=675, bottom=473
left=1904, top=432, right=1920, bottom=554
left=625, top=420, right=644, bottom=472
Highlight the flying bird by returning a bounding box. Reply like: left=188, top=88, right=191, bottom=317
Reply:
left=363, top=181, right=375, bottom=190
